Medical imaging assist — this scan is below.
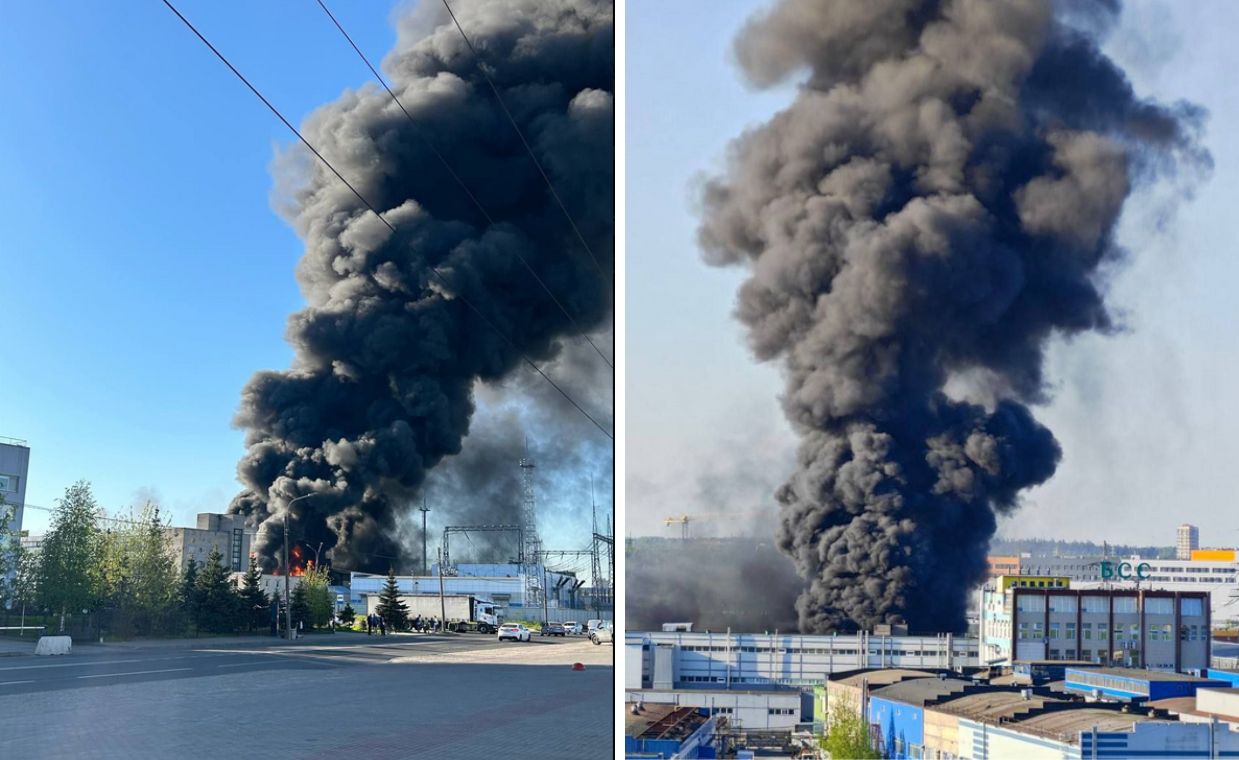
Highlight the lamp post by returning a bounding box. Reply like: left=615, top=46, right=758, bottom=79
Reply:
left=283, top=493, right=316, bottom=640
left=419, top=500, right=430, bottom=576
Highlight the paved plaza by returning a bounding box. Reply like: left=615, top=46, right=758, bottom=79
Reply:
left=0, top=632, right=613, bottom=758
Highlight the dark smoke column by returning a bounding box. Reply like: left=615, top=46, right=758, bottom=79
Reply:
left=229, top=0, right=613, bottom=573
left=699, top=0, right=1207, bottom=633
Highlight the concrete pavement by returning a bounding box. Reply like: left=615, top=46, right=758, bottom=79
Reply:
left=0, top=634, right=612, bottom=758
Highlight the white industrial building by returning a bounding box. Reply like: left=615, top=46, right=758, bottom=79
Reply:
left=165, top=512, right=255, bottom=574
left=625, top=630, right=979, bottom=691
left=350, top=563, right=606, bottom=622
left=624, top=688, right=807, bottom=731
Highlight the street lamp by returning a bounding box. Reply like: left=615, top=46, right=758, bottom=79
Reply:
left=283, top=493, right=317, bottom=640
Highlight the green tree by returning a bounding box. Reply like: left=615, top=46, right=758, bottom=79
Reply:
left=821, top=693, right=881, bottom=760
left=339, top=603, right=356, bottom=626
left=36, top=481, right=103, bottom=633
left=193, top=547, right=242, bottom=633
left=239, top=555, right=268, bottom=632
left=0, top=493, right=15, bottom=596
left=376, top=568, right=408, bottom=630
left=121, top=503, right=180, bottom=636
left=179, top=556, right=202, bottom=632
left=289, top=582, right=311, bottom=632
left=300, top=563, right=333, bottom=629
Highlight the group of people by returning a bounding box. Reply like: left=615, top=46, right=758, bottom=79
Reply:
left=362, top=614, right=449, bottom=635
left=363, top=613, right=388, bottom=636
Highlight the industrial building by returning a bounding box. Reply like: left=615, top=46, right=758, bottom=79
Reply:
left=0, top=436, right=29, bottom=537
left=977, top=576, right=1211, bottom=670
left=1003, top=545, right=1239, bottom=625
left=350, top=564, right=606, bottom=623
left=623, top=687, right=806, bottom=731
left=165, top=512, right=254, bottom=574
left=1062, top=667, right=1231, bottom=702
left=624, top=704, right=719, bottom=759
left=824, top=668, right=1239, bottom=759
left=626, top=630, right=979, bottom=691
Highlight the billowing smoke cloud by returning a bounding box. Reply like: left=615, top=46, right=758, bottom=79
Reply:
left=699, top=0, right=1207, bottom=633
left=627, top=537, right=801, bottom=632
left=229, top=0, right=613, bottom=573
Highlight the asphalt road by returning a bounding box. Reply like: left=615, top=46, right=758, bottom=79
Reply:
left=0, top=632, right=613, bottom=759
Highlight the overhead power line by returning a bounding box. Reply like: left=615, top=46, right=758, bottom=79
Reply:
left=158, top=0, right=612, bottom=441
left=313, top=0, right=612, bottom=371
left=438, top=0, right=614, bottom=298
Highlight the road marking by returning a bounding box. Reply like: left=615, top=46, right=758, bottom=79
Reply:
left=216, top=662, right=254, bottom=668
left=77, top=668, right=191, bottom=679
left=0, top=680, right=34, bottom=686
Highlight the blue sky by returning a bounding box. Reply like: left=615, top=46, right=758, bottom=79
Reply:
left=627, top=0, right=1239, bottom=546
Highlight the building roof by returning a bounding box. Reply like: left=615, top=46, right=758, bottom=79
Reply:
left=830, top=669, right=939, bottom=688
left=624, top=704, right=708, bottom=741
left=1067, top=667, right=1222, bottom=683
left=1011, top=708, right=1147, bottom=742
left=871, top=678, right=970, bottom=706
left=932, top=690, right=1065, bottom=722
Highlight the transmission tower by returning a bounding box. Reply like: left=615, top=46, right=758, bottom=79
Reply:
left=519, top=445, right=543, bottom=608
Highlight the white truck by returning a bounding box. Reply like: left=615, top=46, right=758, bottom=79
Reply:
left=367, top=593, right=502, bottom=634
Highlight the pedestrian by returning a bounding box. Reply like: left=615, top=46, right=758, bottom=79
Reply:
left=365, top=614, right=372, bottom=636
left=379, top=617, right=387, bottom=636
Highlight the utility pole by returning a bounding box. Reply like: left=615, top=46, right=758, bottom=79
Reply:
left=542, top=559, right=550, bottom=627
left=283, top=493, right=315, bottom=640
left=438, top=545, right=447, bottom=633
left=419, top=499, right=430, bottom=576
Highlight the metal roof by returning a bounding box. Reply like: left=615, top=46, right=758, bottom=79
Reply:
left=1066, top=667, right=1224, bottom=683
left=932, top=691, right=1065, bottom=721
left=1011, top=708, right=1148, bottom=741
left=871, top=678, right=970, bottom=706
left=831, top=669, right=940, bottom=688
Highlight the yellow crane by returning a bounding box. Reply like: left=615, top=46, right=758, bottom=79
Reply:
left=663, top=511, right=764, bottom=539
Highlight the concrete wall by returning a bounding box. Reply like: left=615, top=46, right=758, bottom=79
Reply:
left=923, top=707, right=961, bottom=758
left=957, top=719, right=1076, bottom=760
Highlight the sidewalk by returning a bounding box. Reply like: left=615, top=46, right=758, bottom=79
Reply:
left=82, top=629, right=378, bottom=652
left=0, top=636, right=37, bottom=657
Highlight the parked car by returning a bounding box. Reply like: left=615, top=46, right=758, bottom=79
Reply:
left=562, top=621, right=582, bottom=634
left=585, top=619, right=604, bottom=632
left=497, top=624, right=531, bottom=642
left=540, top=622, right=566, bottom=637
left=590, top=623, right=613, bottom=645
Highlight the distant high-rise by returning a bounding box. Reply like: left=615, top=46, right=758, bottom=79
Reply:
left=1177, top=523, right=1199, bottom=560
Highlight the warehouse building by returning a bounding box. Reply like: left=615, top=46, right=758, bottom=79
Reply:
left=165, top=512, right=254, bottom=573
left=823, top=667, right=1239, bottom=759
left=978, top=579, right=1210, bottom=670
left=624, top=687, right=806, bottom=731
left=624, top=703, right=719, bottom=759
left=626, top=630, right=978, bottom=690
left=1063, top=667, right=1232, bottom=702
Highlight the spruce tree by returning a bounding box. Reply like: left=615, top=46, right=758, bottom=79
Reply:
left=289, top=582, right=311, bottom=632
left=339, top=603, right=355, bottom=625
left=239, top=555, right=267, bottom=632
left=376, top=568, right=409, bottom=630
left=180, top=556, right=201, bottom=628
left=194, top=547, right=242, bottom=633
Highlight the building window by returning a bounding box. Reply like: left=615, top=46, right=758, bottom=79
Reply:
left=1181, top=598, right=1204, bottom=616
left=1097, top=623, right=1108, bottom=640
left=1082, top=623, right=1092, bottom=641
left=1065, top=623, right=1076, bottom=640
left=0, top=474, right=16, bottom=493
left=1049, top=623, right=1060, bottom=640
left=1113, top=597, right=1137, bottom=614
left=1082, top=597, right=1108, bottom=614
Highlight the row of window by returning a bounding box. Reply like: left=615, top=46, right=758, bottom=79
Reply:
left=1014, top=595, right=1205, bottom=616
left=1017, top=621, right=1205, bottom=642
left=679, top=645, right=970, bottom=657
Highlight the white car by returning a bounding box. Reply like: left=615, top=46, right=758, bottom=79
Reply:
left=497, top=623, right=531, bottom=642
left=562, top=621, right=582, bottom=635
left=590, top=623, right=613, bottom=645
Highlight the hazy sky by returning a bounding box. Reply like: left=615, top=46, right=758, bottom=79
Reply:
left=0, top=0, right=610, bottom=560
left=627, top=0, right=1239, bottom=548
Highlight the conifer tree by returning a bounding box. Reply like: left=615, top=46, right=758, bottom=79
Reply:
left=194, top=547, right=242, bottom=633
left=289, top=582, right=311, bottom=632
left=376, top=568, right=409, bottom=630
left=239, top=555, right=268, bottom=632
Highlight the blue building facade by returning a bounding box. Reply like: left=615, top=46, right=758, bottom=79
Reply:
left=1064, top=667, right=1231, bottom=701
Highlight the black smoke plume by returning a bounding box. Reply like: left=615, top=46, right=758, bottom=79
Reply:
left=699, top=0, right=1207, bottom=633
left=229, top=0, right=613, bottom=573
left=627, top=537, right=802, bottom=632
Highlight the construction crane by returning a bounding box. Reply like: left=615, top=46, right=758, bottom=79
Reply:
left=663, top=511, right=765, bottom=539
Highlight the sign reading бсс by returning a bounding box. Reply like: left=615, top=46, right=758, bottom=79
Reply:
left=1099, top=560, right=1151, bottom=581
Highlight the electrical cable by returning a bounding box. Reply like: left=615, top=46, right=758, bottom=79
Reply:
left=158, top=0, right=611, bottom=440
